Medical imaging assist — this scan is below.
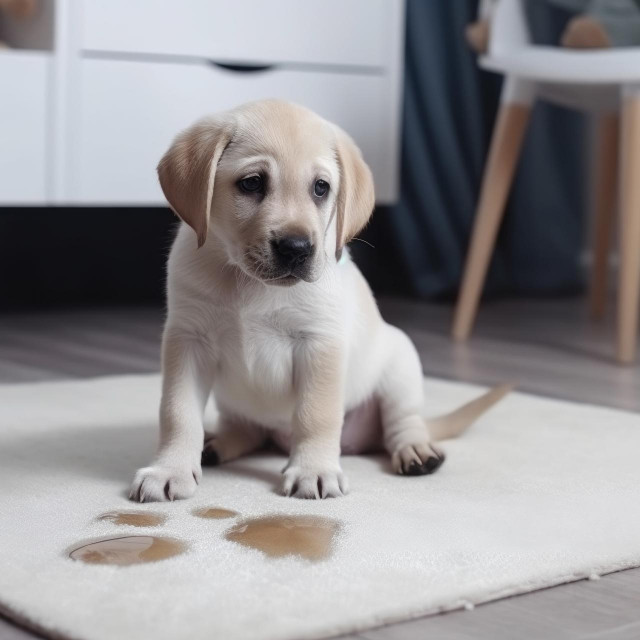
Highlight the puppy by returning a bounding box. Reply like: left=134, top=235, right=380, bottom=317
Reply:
left=130, top=100, right=507, bottom=502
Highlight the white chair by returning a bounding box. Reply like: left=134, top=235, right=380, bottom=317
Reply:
left=452, top=0, right=640, bottom=364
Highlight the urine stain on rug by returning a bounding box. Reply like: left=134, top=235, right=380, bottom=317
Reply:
left=97, top=511, right=167, bottom=527
left=69, top=536, right=186, bottom=566
left=193, top=507, right=238, bottom=519
left=225, top=515, right=340, bottom=561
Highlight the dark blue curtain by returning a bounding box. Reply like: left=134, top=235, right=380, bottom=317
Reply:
left=360, top=0, right=587, bottom=299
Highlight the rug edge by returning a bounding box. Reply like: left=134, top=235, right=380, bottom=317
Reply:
left=0, top=600, right=80, bottom=640
left=285, top=557, right=640, bottom=640
left=2, top=372, right=638, bottom=421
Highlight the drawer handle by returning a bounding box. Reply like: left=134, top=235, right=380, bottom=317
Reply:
left=210, top=61, right=275, bottom=73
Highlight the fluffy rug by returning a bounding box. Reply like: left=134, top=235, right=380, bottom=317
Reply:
left=1, top=374, right=640, bottom=640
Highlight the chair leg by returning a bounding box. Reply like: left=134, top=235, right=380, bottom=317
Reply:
left=617, top=92, right=640, bottom=364
left=589, top=113, right=619, bottom=320
left=452, top=102, right=531, bottom=341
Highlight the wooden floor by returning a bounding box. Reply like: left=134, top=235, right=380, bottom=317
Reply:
left=1, top=296, right=639, bottom=640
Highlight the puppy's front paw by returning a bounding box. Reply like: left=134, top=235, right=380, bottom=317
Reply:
left=392, top=443, right=445, bottom=476
left=129, top=464, right=201, bottom=502
left=282, top=466, right=349, bottom=499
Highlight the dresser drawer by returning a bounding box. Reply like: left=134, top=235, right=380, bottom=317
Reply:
left=0, top=52, right=48, bottom=203
left=69, top=59, right=396, bottom=204
left=80, top=0, right=391, bottom=69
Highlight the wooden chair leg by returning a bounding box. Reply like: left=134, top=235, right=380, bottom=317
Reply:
left=452, top=101, right=531, bottom=341
left=617, top=92, right=640, bottom=364
left=589, top=113, right=618, bottom=320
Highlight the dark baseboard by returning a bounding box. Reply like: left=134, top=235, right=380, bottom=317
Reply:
left=0, top=207, right=178, bottom=310
left=0, top=206, right=405, bottom=310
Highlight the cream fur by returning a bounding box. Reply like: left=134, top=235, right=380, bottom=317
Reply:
left=131, top=100, right=443, bottom=501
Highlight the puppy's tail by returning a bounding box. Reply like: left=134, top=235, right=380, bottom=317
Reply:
left=427, top=383, right=513, bottom=441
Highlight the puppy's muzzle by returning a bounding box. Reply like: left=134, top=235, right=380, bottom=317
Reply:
left=271, top=236, right=314, bottom=271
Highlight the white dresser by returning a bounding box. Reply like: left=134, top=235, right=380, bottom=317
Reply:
left=0, top=0, right=405, bottom=206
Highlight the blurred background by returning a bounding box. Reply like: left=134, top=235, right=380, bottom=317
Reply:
left=0, top=0, right=638, bottom=409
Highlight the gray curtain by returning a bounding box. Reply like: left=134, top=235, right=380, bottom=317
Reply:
left=369, top=0, right=587, bottom=299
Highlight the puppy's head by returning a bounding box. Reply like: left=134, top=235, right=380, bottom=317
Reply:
left=157, top=100, right=374, bottom=285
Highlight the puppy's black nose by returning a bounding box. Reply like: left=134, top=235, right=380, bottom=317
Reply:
left=272, top=236, right=313, bottom=268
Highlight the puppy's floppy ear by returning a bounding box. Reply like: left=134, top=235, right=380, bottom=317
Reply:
left=334, top=126, right=375, bottom=259
left=157, top=117, right=233, bottom=248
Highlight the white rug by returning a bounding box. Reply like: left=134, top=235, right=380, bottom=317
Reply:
left=1, top=374, right=640, bottom=640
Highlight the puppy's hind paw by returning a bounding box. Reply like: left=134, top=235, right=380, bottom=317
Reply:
left=129, top=464, right=200, bottom=503
left=282, top=467, right=349, bottom=499
left=392, top=443, right=445, bottom=476
left=201, top=438, right=220, bottom=466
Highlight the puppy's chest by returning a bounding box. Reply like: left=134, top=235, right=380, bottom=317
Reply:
left=213, top=308, right=303, bottom=394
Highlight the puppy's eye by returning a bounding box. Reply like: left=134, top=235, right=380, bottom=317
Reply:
left=239, top=175, right=264, bottom=193
left=314, top=179, right=329, bottom=198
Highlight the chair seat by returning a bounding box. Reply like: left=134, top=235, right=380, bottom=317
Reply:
left=481, top=46, right=640, bottom=85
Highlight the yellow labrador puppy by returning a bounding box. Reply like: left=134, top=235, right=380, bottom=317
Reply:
left=130, top=100, right=507, bottom=502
